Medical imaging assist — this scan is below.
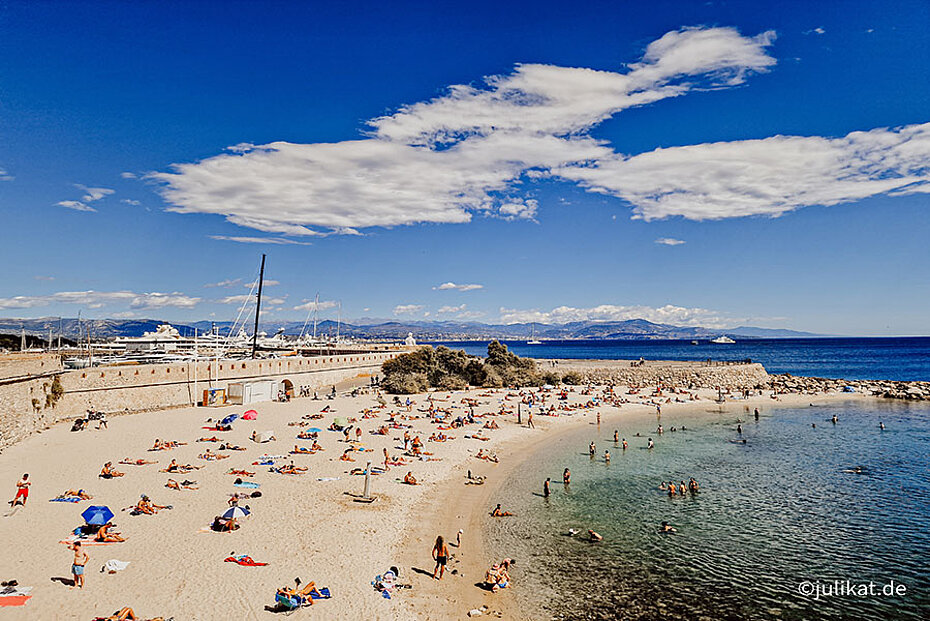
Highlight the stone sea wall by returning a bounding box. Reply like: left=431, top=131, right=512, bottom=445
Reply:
left=769, top=374, right=930, bottom=401
left=562, top=361, right=772, bottom=390
left=0, top=351, right=401, bottom=450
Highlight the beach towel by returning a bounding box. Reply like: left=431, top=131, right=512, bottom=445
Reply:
left=310, top=587, right=331, bottom=600
left=224, top=555, right=268, bottom=566
left=49, top=496, right=83, bottom=503
left=234, top=481, right=261, bottom=489
left=102, top=559, right=130, bottom=573
left=316, top=477, right=340, bottom=482
left=0, top=586, right=32, bottom=607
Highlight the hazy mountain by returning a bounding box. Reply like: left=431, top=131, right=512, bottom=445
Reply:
left=0, top=316, right=822, bottom=341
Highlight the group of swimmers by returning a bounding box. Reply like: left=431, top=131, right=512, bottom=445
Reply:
left=659, top=478, right=699, bottom=497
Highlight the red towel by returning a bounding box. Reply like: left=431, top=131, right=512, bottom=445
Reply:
left=224, top=556, right=268, bottom=566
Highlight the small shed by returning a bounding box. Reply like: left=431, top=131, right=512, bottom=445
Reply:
left=226, top=380, right=280, bottom=405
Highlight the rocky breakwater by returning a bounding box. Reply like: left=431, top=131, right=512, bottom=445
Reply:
left=562, top=360, right=771, bottom=391
left=769, top=374, right=930, bottom=401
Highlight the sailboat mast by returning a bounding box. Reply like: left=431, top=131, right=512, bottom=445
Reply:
left=251, top=253, right=266, bottom=359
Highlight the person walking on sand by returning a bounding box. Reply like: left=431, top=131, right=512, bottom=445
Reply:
left=432, top=535, right=449, bottom=580
left=543, top=477, right=551, bottom=498
left=10, top=473, right=30, bottom=507
left=69, top=541, right=88, bottom=589
left=527, top=410, right=534, bottom=429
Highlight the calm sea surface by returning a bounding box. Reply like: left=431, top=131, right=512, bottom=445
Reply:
left=427, top=337, right=930, bottom=382
left=485, top=401, right=930, bottom=620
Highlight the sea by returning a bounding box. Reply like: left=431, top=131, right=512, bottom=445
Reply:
left=427, top=339, right=930, bottom=620
left=427, top=337, right=930, bottom=382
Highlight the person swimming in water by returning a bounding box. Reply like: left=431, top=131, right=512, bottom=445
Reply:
left=647, top=438, right=654, bottom=449
left=879, top=421, right=885, bottom=430
left=832, top=414, right=838, bottom=424
left=659, top=521, right=677, bottom=533
left=604, top=450, right=610, bottom=463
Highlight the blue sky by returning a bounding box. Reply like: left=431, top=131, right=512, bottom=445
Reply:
left=0, top=0, right=928, bottom=335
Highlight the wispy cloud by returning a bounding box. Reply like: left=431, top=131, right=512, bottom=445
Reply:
left=437, top=304, right=467, bottom=314
left=655, top=237, right=686, bottom=245
left=293, top=299, right=339, bottom=312
left=208, top=235, right=312, bottom=245
left=204, top=278, right=242, bottom=288
left=219, top=294, right=287, bottom=305
left=121, top=172, right=137, bottom=179
left=0, top=168, right=12, bottom=181
left=56, top=184, right=115, bottom=212
left=245, top=279, right=280, bottom=287
left=153, top=27, right=778, bottom=235
left=57, top=200, right=96, bottom=212
left=0, top=290, right=200, bottom=311
left=499, top=303, right=737, bottom=329
left=393, top=304, right=425, bottom=316
left=121, top=198, right=141, bottom=206
left=434, top=282, right=484, bottom=291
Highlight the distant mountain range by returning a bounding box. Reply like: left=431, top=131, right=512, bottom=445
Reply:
left=0, top=316, right=822, bottom=341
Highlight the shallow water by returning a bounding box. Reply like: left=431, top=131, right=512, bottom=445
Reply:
left=486, top=400, right=930, bottom=620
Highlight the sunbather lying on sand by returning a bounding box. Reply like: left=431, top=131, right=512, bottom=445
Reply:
left=198, top=449, right=229, bottom=461
left=197, top=437, right=221, bottom=442
left=274, top=464, right=308, bottom=475
left=100, top=462, right=125, bottom=478
left=278, top=580, right=322, bottom=602
left=149, top=439, right=185, bottom=451
left=211, top=515, right=239, bottom=531
left=218, top=443, right=246, bottom=451
left=96, top=606, right=165, bottom=621
left=57, top=489, right=93, bottom=500
left=95, top=522, right=126, bottom=542
left=227, top=469, right=255, bottom=476
left=475, top=450, right=499, bottom=463
left=165, top=478, right=198, bottom=490
left=119, top=458, right=157, bottom=466
left=160, top=459, right=201, bottom=473
left=403, top=471, right=418, bottom=485
left=291, top=445, right=314, bottom=454
left=339, top=449, right=355, bottom=462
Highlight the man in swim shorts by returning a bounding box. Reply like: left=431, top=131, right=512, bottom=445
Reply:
left=70, top=541, right=88, bottom=589
left=11, top=473, right=29, bottom=507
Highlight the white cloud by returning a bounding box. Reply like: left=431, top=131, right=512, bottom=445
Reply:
left=499, top=303, right=736, bottom=328
left=153, top=27, right=777, bottom=234
left=806, top=27, right=826, bottom=35
left=111, top=311, right=138, bottom=318
left=455, top=310, right=486, bottom=320
left=76, top=185, right=115, bottom=202
left=558, top=122, right=930, bottom=220
left=204, top=278, right=242, bottom=288
left=208, top=235, right=312, bottom=245
left=434, top=282, right=484, bottom=291
left=437, top=304, right=467, bottom=314
left=121, top=199, right=141, bottom=206
left=655, top=237, right=686, bottom=245
left=0, top=290, right=200, bottom=311
left=57, top=200, right=95, bottom=212
left=121, top=172, right=137, bottom=179
left=219, top=294, right=286, bottom=305
left=245, top=279, right=280, bottom=287
left=0, top=168, right=12, bottom=181
left=393, top=304, right=424, bottom=316
left=293, top=299, right=339, bottom=312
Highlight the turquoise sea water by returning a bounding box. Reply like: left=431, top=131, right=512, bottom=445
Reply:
left=486, top=400, right=930, bottom=620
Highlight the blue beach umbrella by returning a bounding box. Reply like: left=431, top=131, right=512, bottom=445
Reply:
left=221, top=506, right=250, bottom=519
left=219, top=414, right=239, bottom=427
left=305, top=427, right=322, bottom=433
left=81, top=505, right=114, bottom=525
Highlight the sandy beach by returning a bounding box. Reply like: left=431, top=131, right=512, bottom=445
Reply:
left=0, top=370, right=863, bottom=620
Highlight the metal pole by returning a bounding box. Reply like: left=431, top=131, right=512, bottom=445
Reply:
left=251, top=253, right=266, bottom=359
left=363, top=461, right=372, bottom=499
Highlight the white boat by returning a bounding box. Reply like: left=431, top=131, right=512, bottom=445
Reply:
left=527, top=323, right=542, bottom=345
left=710, top=335, right=736, bottom=344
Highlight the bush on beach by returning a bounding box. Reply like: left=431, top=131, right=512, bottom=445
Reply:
left=381, top=341, right=542, bottom=393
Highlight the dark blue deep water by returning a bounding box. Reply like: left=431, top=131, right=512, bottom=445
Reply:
left=427, top=337, right=930, bottom=382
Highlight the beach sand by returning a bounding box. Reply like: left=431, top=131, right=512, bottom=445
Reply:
left=0, top=375, right=860, bottom=620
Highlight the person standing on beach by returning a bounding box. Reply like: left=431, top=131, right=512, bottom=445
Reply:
left=613, top=430, right=619, bottom=443
left=527, top=410, right=534, bottom=429
left=431, top=535, right=449, bottom=580
left=69, top=541, right=88, bottom=589
left=543, top=478, right=551, bottom=498
left=10, top=473, right=29, bottom=507
left=754, top=408, right=760, bottom=421
left=563, top=468, right=571, bottom=485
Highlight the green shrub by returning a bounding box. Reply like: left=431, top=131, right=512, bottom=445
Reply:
left=561, top=371, right=584, bottom=385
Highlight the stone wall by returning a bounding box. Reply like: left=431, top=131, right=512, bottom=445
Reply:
left=770, top=374, right=930, bottom=401
left=0, top=351, right=401, bottom=450
left=560, top=361, right=771, bottom=390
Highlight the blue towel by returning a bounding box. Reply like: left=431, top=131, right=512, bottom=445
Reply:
left=50, top=497, right=82, bottom=503
left=234, top=481, right=260, bottom=489
left=310, top=587, right=331, bottom=600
